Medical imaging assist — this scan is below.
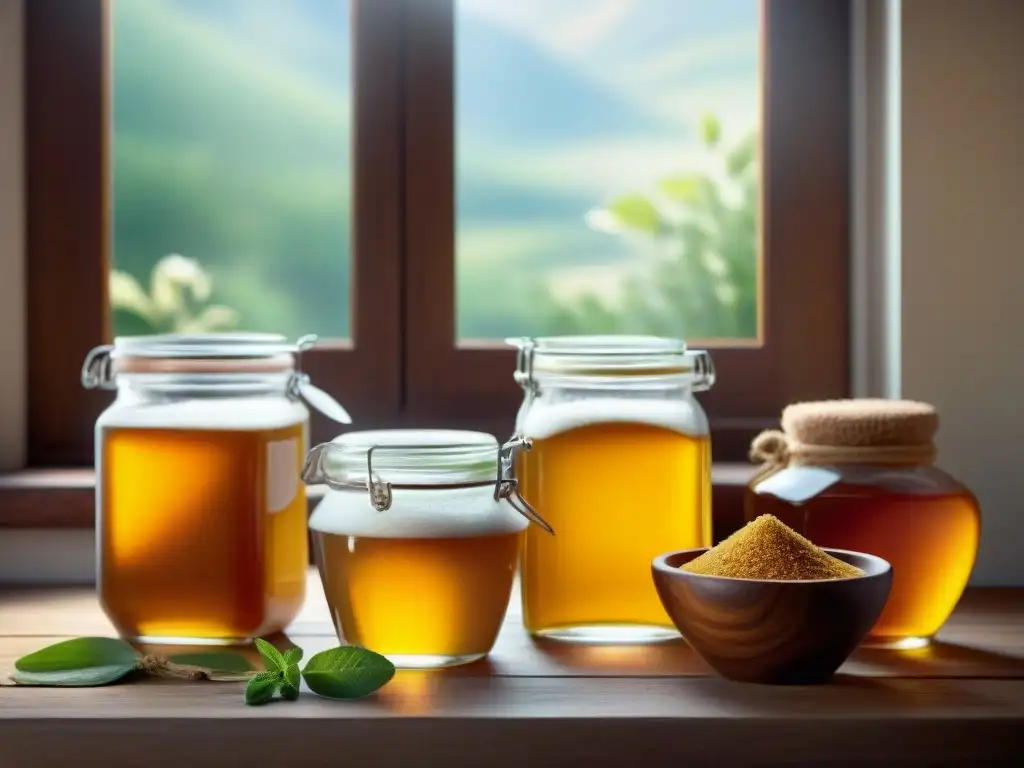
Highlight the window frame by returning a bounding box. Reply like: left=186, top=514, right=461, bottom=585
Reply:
left=24, top=0, right=404, bottom=467
left=20, top=0, right=850, bottom=470
left=402, top=0, right=851, bottom=459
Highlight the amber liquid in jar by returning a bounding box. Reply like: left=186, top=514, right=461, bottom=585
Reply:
left=519, top=421, right=711, bottom=641
left=747, top=475, right=979, bottom=647
left=315, top=532, right=519, bottom=664
left=99, top=424, right=308, bottom=643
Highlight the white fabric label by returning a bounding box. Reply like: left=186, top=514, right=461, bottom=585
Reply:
left=754, top=466, right=842, bottom=505
left=266, top=438, right=299, bottom=513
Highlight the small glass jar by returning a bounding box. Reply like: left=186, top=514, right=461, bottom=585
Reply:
left=745, top=399, right=981, bottom=649
left=510, top=335, right=715, bottom=643
left=301, top=429, right=544, bottom=669
left=82, top=333, right=350, bottom=644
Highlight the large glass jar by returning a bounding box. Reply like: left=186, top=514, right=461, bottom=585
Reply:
left=510, top=336, right=715, bottom=643
left=82, top=333, right=350, bottom=644
left=301, top=430, right=545, bottom=669
left=745, top=399, right=981, bottom=649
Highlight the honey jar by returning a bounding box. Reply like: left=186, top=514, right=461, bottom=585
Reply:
left=510, top=335, right=715, bottom=643
left=301, top=429, right=550, bottom=668
left=745, top=399, right=980, bottom=648
left=82, top=333, right=351, bottom=644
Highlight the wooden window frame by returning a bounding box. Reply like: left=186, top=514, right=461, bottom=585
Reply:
left=403, top=0, right=851, bottom=459
left=7, top=0, right=849, bottom=536
left=24, top=0, right=403, bottom=467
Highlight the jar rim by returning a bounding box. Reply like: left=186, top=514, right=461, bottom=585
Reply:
left=316, top=429, right=499, bottom=486
left=508, top=335, right=714, bottom=391
left=112, top=332, right=298, bottom=360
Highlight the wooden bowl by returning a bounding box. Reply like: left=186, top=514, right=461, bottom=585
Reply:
left=651, top=548, right=892, bottom=685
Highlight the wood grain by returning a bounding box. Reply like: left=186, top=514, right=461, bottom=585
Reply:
left=654, top=549, right=893, bottom=684
left=2, top=575, right=1022, bottom=680
left=1, top=579, right=1023, bottom=765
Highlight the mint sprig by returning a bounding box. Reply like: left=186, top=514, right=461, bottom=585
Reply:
left=243, top=639, right=395, bottom=706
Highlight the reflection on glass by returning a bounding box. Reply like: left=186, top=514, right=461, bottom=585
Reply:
left=455, top=0, right=761, bottom=342
left=111, top=0, right=351, bottom=339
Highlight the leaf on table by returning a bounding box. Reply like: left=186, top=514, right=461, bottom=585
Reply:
left=10, top=664, right=139, bottom=687
left=244, top=670, right=282, bottom=706
left=168, top=651, right=254, bottom=674
left=283, top=647, right=303, bottom=667
left=254, top=638, right=288, bottom=673
left=15, top=637, right=140, bottom=673
left=301, top=646, right=395, bottom=700
left=205, top=670, right=259, bottom=682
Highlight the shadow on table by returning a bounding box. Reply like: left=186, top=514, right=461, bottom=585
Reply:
left=849, top=640, right=1024, bottom=678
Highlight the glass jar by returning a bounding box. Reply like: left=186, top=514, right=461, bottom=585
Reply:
left=82, top=333, right=351, bottom=644
left=302, top=430, right=545, bottom=669
left=510, top=335, right=715, bottom=643
left=745, top=399, right=981, bottom=649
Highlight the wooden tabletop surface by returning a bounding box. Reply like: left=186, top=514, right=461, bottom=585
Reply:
left=1, top=573, right=1022, bottom=767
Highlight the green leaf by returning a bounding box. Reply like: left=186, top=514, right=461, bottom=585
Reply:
left=657, top=175, right=703, bottom=204
left=280, top=681, right=300, bottom=701
left=726, top=134, right=757, bottom=177
left=254, top=638, right=288, bottom=673
left=301, top=647, right=395, bottom=700
left=244, top=670, right=282, bottom=706
left=603, top=195, right=661, bottom=234
left=285, top=663, right=301, bottom=692
left=168, top=651, right=254, bottom=674
left=11, top=665, right=138, bottom=687
left=283, top=647, right=303, bottom=667
left=700, top=113, right=722, bottom=148
left=15, top=637, right=140, bottom=673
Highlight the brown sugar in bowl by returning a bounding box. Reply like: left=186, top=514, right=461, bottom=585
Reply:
left=651, top=548, right=892, bottom=684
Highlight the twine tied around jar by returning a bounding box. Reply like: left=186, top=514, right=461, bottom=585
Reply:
left=749, top=399, right=939, bottom=468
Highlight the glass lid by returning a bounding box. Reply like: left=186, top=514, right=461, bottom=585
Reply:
left=307, top=429, right=500, bottom=487
left=111, top=333, right=301, bottom=360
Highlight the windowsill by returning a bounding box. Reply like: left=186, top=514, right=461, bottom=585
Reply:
left=0, top=464, right=758, bottom=541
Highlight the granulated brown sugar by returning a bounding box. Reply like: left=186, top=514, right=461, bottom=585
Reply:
left=681, top=515, right=863, bottom=580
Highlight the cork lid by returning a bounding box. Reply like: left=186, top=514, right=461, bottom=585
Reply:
left=781, top=399, right=938, bottom=447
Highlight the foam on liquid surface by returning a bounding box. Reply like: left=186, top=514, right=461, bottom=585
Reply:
left=309, top=485, right=527, bottom=539
left=520, top=396, right=709, bottom=440
left=97, top=396, right=308, bottom=431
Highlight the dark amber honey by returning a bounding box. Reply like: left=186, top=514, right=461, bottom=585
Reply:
left=746, top=473, right=979, bottom=647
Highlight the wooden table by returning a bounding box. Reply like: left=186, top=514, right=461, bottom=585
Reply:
left=1, top=574, right=1023, bottom=767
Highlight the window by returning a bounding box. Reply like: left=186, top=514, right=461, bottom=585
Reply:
left=24, top=0, right=848, bottom=470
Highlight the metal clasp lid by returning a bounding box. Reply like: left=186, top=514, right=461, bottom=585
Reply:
left=300, top=435, right=554, bottom=535
left=494, top=435, right=553, bottom=534
left=287, top=335, right=351, bottom=424
left=81, top=333, right=351, bottom=424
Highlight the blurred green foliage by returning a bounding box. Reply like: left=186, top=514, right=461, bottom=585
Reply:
left=538, top=115, right=759, bottom=340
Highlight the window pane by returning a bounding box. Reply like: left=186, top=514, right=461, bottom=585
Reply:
left=455, top=0, right=760, bottom=342
left=111, top=0, right=351, bottom=339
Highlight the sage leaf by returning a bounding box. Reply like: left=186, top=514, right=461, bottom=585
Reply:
left=254, top=638, right=287, bottom=673
left=283, top=647, right=303, bottom=666
left=301, top=647, right=395, bottom=700
left=15, top=637, right=140, bottom=673
left=244, top=670, right=282, bottom=706
left=205, top=670, right=258, bottom=682
left=11, top=664, right=137, bottom=687
left=168, top=651, right=253, bottom=674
